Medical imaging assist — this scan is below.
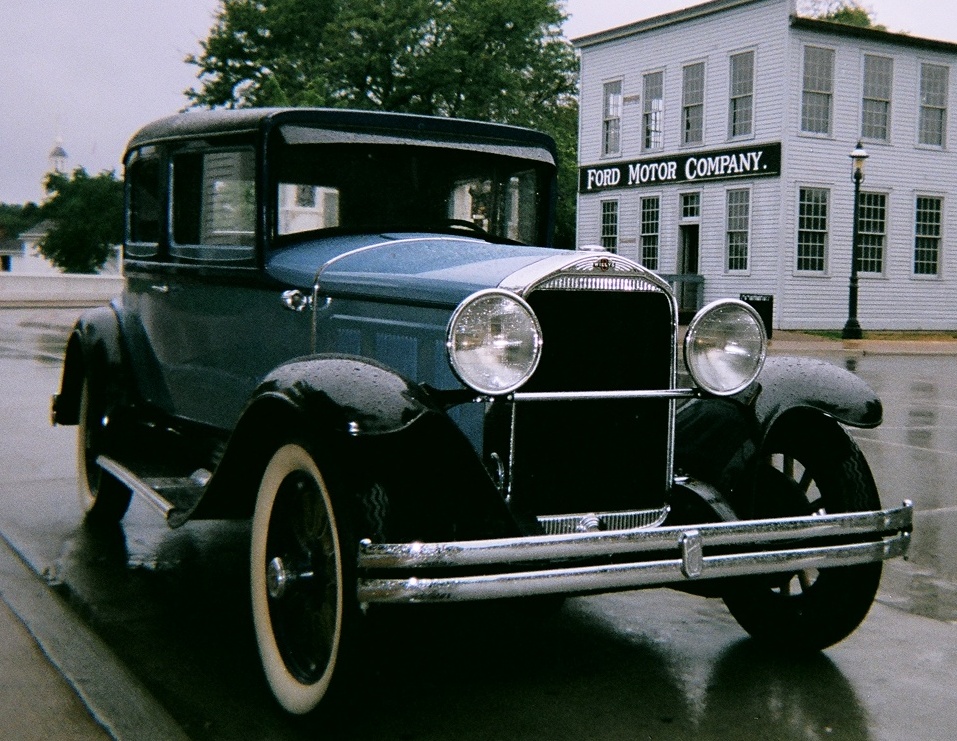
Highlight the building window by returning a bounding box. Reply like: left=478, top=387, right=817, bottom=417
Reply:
left=726, top=189, right=750, bottom=271
left=600, top=200, right=619, bottom=251
left=919, top=63, right=949, bottom=147
left=643, top=71, right=664, bottom=150
left=801, top=46, right=834, bottom=135
left=640, top=196, right=660, bottom=270
left=797, top=187, right=829, bottom=272
left=914, top=196, right=942, bottom=275
left=857, top=192, right=886, bottom=274
left=729, top=51, right=754, bottom=138
left=681, top=192, right=701, bottom=220
left=862, top=55, right=892, bottom=141
left=602, top=80, right=623, bottom=156
left=682, top=63, right=705, bottom=145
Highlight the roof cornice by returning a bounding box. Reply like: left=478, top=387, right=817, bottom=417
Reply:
left=572, top=0, right=769, bottom=48
left=790, top=16, right=957, bottom=55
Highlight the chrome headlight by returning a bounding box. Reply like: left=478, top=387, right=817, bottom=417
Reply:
left=684, top=299, right=767, bottom=396
left=447, top=289, right=542, bottom=395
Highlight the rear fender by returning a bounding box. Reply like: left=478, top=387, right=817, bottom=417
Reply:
left=192, top=356, right=518, bottom=541
left=674, top=355, right=882, bottom=517
left=52, top=302, right=128, bottom=426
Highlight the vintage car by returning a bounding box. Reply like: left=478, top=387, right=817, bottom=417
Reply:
left=52, top=108, right=912, bottom=715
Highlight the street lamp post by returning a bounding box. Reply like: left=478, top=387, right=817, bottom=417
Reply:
left=842, top=142, right=869, bottom=340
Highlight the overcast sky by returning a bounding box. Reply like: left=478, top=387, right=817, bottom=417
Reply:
left=1, top=0, right=954, bottom=205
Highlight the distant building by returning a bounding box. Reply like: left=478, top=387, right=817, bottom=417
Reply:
left=574, top=0, right=957, bottom=330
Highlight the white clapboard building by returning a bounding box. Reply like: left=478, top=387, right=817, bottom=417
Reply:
left=574, top=0, right=957, bottom=330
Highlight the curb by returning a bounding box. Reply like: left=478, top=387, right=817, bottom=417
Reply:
left=0, top=535, right=189, bottom=741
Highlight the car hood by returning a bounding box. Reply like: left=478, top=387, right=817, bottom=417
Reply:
left=266, top=233, right=567, bottom=306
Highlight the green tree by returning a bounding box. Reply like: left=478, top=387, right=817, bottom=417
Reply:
left=802, top=1, right=885, bottom=30
left=0, top=202, right=41, bottom=242
left=39, top=168, right=123, bottom=274
left=186, top=0, right=580, bottom=247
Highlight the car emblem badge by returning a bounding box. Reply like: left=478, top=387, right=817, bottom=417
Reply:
left=594, top=257, right=613, bottom=272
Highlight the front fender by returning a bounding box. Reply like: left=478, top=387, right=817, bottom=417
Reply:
left=675, top=355, right=882, bottom=516
left=752, top=355, right=882, bottom=435
left=192, top=355, right=519, bottom=541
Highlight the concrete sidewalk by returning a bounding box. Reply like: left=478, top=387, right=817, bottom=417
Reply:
left=0, top=536, right=188, bottom=741
left=768, top=329, right=957, bottom=356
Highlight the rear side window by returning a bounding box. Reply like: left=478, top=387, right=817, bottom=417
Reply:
left=126, top=147, right=162, bottom=258
left=171, top=149, right=256, bottom=261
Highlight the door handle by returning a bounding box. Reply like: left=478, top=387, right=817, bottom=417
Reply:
left=281, top=289, right=312, bottom=312
left=150, top=284, right=170, bottom=294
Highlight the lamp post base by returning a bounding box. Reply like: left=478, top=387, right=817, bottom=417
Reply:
left=842, top=319, right=863, bottom=340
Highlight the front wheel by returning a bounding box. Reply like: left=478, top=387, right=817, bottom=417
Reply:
left=250, top=442, right=354, bottom=715
left=76, top=376, right=132, bottom=525
left=723, top=415, right=883, bottom=651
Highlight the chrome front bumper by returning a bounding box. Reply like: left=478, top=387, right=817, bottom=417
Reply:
left=356, top=501, right=913, bottom=603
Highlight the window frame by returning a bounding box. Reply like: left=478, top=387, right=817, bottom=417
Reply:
left=913, top=194, right=944, bottom=277
left=918, top=62, right=949, bottom=148
left=602, top=79, right=624, bottom=156
left=796, top=186, right=830, bottom=274
left=861, top=54, right=893, bottom=142
left=856, top=190, right=888, bottom=276
left=169, top=146, right=258, bottom=264
left=800, top=45, right=836, bottom=136
left=643, top=70, right=665, bottom=151
left=682, top=62, right=705, bottom=146
left=725, top=187, right=751, bottom=273
left=639, top=195, right=661, bottom=270
left=600, top=199, right=619, bottom=252
left=728, top=50, right=755, bottom=140
left=125, top=145, right=163, bottom=260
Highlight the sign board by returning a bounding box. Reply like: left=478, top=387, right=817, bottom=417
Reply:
left=580, top=142, right=782, bottom=193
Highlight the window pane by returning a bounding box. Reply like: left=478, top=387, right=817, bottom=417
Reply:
left=603, top=80, right=623, bottom=155
left=127, top=150, right=161, bottom=252
left=919, top=64, right=949, bottom=146
left=682, top=63, right=704, bottom=145
left=726, top=189, right=750, bottom=271
left=914, top=196, right=942, bottom=275
left=681, top=192, right=701, bottom=219
left=640, top=197, right=660, bottom=269
left=601, top=200, right=619, bottom=251
left=801, top=47, right=834, bottom=134
left=644, top=72, right=664, bottom=150
left=729, top=51, right=754, bottom=138
left=856, top=192, right=886, bottom=274
left=862, top=55, right=892, bottom=141
left=797, top=187, right=828, bottom=272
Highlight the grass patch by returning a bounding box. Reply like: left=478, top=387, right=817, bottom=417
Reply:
left=801, top=329, right=957, bottom=341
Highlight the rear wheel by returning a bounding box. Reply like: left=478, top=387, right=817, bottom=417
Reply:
left=76, top=376, right=132, bottom=525
left=723, top=415, right=882, bottom=651
left=250, top=441, right=355, bottom=715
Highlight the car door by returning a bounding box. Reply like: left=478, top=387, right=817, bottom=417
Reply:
left=125, top=144, right=311, bottom=431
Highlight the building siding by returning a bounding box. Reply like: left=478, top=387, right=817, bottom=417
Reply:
left=576, top=0, right=957, bottom=330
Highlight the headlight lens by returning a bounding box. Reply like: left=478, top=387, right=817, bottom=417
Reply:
left=684, top=299, right=767, bottom=396
left=447, top=290, right=542, bottom=395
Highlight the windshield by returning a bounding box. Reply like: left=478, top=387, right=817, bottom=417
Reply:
left=272, top=142, right=553, bottom=245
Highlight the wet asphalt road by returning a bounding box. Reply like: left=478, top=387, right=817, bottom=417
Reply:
left=1, top=307, right=956, bottom=740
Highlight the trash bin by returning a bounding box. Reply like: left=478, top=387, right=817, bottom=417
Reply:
left=739, top=293, right=773, bottom=339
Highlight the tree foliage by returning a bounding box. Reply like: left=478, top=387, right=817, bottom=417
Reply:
left=0, top=202, right=41, bottom=242
left=186, top=0, right=580, bottom=246
left=802, top=1, right=885, bottom=30
left=39, top=168, right=123, bottom=274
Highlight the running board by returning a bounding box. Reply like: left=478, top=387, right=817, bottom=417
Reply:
left=96, top=455, right=209, bottom=525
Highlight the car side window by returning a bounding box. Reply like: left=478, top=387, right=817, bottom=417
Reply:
left=126, top=147, right=162, bottom=258
left=171, top=149, right=256, bottom=261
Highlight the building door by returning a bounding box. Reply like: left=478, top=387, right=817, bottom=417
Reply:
left=678, top=223, right=700, bottom=321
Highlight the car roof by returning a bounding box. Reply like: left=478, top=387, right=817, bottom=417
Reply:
left=125, top=107, right=557, bottom=159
